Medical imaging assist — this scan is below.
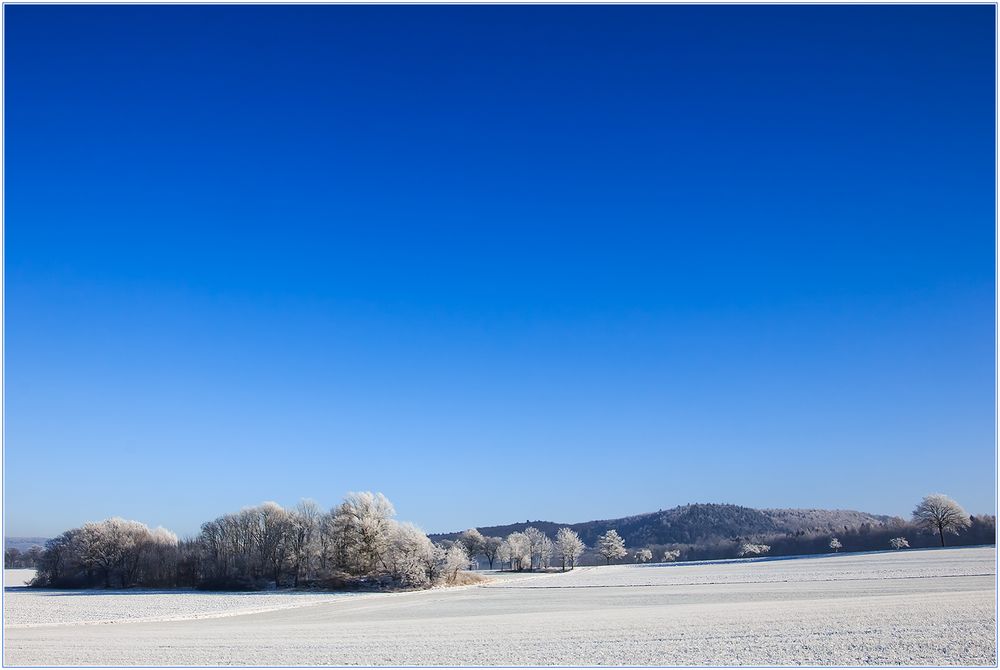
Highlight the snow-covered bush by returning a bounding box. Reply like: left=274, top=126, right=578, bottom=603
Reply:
left=662, top=549, right=681, bottom=562
left=634, top=548, right=653, bottom=563
left=829, top=538, right=842, bottom=553
left=889, top=537, right=910, bottom=550
left=738, top=542, right=771, bottom=557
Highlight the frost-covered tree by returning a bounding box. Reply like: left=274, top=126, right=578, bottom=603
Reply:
left=442, top=543, right=469, bottom=584
left=597, top=529, right=627, bottom=564
left=555, top=528, right=585, bottom=571
left=481, top=536, right=502, bottom=569
left=80, top=517, right=153, bottom=588
left=889, top=537, right=910, bottom=550
left=829, top=538, right=842, bottom=553
left=33, top=491, right=447, bottom=592
left=458, top=529, right=486, bottom=567
left=497, top=539, right=513, bottom=571
left=913, top=494, right=970, bottom=547
left=662, top=549, right=681, bottom=562
left=384, top=522, right=437, bottom=587
left=634, top=548, right=653, bottom=563
left=504, top=532, right=532, bottom=571
left=333, top=492, right=397, bottom=573
left=523, top=527, right=548, bottom=570
left=538, top=535, right=554, bottom=569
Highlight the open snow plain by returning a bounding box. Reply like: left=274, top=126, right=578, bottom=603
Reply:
left=4, top=546, right=996, bottom=666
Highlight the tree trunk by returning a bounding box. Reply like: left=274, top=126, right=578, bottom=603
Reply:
left=939, top=524, right=946, bottom=547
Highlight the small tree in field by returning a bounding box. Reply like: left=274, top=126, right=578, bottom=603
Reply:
left=912, top=494, right=970, bottom=547
left=662, top=549, right=681, bottom=562
left=889, top=537, right=910, bottom=550
left=634, top=548, right=653, bottom=563
left=597, top=530, right=627, bottom=564
left=829, top=538, right=842, bottom=553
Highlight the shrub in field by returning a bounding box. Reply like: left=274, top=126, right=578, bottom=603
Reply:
left=738, top=542, right=771, bottom=557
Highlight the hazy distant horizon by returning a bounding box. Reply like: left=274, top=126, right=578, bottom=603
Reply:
left=5, top=5, right=995, bottom=539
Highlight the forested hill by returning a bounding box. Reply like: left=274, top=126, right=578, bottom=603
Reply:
left=430, top=503, right=899, bottom=547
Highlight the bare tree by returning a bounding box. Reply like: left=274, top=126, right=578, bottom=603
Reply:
left=254, top=502, right=293, bottom=587
left=597, top=529, right=627, bottom=564
left=481, top=536, right=502, bottom=570
left=912, top=494, right=970, bottom=547
left=555, top=528, right=585, bottom=571
left=289, top=499, right=321, bottom=586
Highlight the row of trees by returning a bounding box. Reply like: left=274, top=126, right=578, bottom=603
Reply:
left=450, top=494, right=994, bottom=569
left=26, top=493, right=994, bottom=588
left=32, top=492, right=471, bottom=591
left=454, top=526, right=589, bottom=571
left=4, top=546, right=43, bottom=569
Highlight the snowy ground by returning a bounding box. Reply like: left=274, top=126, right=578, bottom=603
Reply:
left=3, top=570, right=35, bottom=588
left=4, top=547, right=996, bottom=666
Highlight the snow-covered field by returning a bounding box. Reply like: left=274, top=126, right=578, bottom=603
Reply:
left=3, top=569, right=35, bottom=588
left=4, top=546, right=996, bottom=666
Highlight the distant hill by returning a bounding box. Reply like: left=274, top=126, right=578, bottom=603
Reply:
left=5, top=537, right=49, bottom=553
left=430, top=503, right=899, bottom=547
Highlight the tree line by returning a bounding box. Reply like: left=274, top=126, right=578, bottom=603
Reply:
left=31, top=492, right=470, bottom=590
left=23, top=492, right=994, bottom=588
left=452, top=494, right=995, bottom=569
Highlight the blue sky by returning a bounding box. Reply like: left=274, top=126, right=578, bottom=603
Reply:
left=5, top=5, right=995, bottom=538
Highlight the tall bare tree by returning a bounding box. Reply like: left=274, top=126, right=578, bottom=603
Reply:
left=912, top=494, right=970, bottom=547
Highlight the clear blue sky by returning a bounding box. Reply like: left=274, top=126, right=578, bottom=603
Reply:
left=5, top=5, right=995, bottom=538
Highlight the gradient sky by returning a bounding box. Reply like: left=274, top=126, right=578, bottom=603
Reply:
left=4, top=5, right=995, bottom=538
